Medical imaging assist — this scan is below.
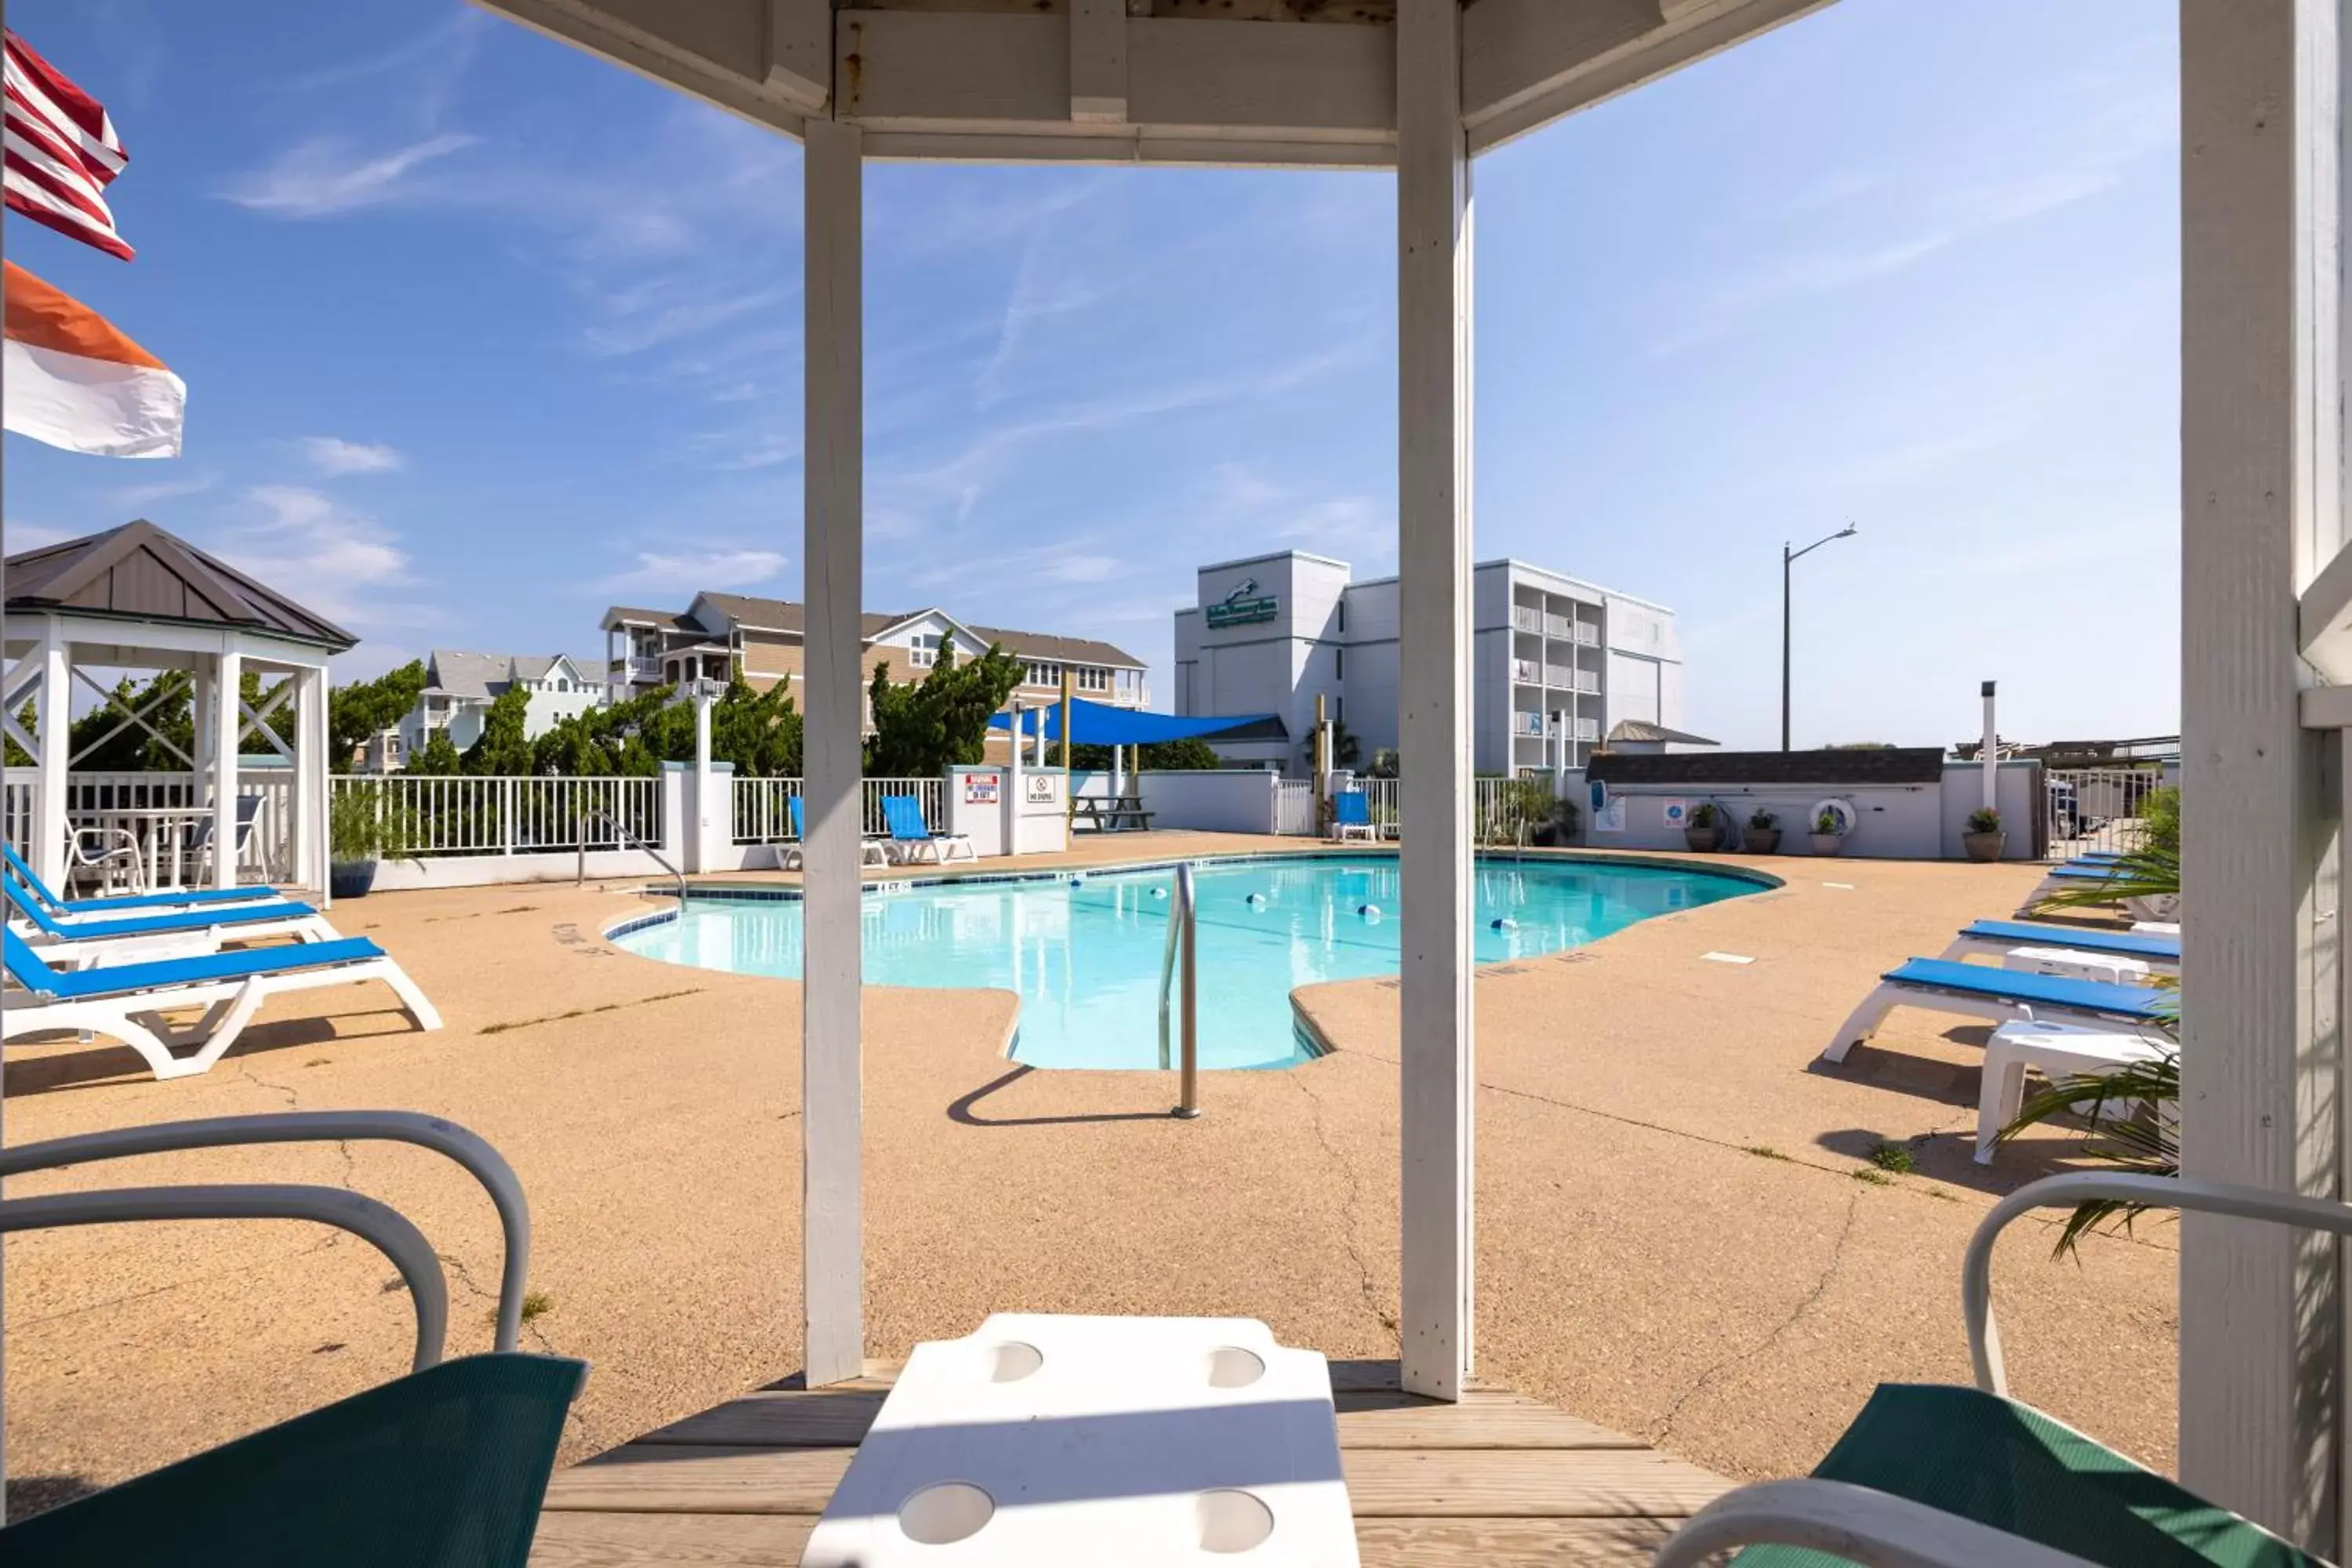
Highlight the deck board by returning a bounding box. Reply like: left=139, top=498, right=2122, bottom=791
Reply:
left=532, top=1363, right=1721, bottom=1564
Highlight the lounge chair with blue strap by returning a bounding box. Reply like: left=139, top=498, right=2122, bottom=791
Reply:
left=2, top=927, right=440, bottom=1081
left=1330, top=789, right=1377, bottom=843
left=1935, top=919, right=2178, bottom=974
left=7, top=869, right=336, bottom=970
left=777, top=793, right=890, bottom=871
left=2018, top=859, right=2178, bottom=921
left=4, top=841, right=278, bottom=918
left=1820, top=957, right=2171, bottom=1065
left=882, top=793, right=975, bottom=865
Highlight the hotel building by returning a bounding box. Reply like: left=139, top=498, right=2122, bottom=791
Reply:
left=1172, top=551, right=1682, bottom=775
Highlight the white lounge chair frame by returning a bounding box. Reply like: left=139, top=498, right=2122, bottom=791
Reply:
left=1935, top=931, right=2177, bottom=975
left=781, top=837, right=890, bottom=871
left=1975, top=1022, right=2170, bottom=1163
left=887, top=831, right=976, bottom=866
left=1822, top=981, right=2158, bottom=1065
left=18, top=909, right=341, bottom=971
left=5, top=953, right=442, bottom=1082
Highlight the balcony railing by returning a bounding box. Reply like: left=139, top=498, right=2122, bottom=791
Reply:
left=1510, top=608, right=1542, bottom=633
left=1512, top=712, right=1545, bottom=737
left=1512, top=658, right=1541, bottom=683
left=1574, top=624, right=1600, bottom=646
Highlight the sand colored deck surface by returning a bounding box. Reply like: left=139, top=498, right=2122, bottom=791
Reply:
left=2, top=833, right=2176, bottom=1515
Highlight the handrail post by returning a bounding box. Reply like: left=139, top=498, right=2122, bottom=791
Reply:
left=1174, top=861, right=1200, bottom=1119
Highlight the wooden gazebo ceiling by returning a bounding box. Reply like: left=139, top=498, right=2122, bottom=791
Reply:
left=474, top=0, right=1829, bottom=164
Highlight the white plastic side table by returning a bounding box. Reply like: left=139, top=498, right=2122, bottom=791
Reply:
left=801, top=1313, right=1359, bottom=1566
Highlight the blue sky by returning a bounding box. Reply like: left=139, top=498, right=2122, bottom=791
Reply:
left=3, top=0, right=2176, bottom=750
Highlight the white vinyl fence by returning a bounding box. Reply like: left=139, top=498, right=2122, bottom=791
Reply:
left=1275, top=779, right=1317, bottom=836
left=330, top=774, right=664, bottom=858
left=2045, top=767, right=2170, bottom=859
left=731, top=776, right=947, bottom=844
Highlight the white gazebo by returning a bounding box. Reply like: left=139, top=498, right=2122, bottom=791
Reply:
left=469, top=0, right=2343, bottom=1555
left=2, top=520, right=347, bottom=898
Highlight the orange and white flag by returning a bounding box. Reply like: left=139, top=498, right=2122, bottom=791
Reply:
left=3, top=260, right=183, bottom=458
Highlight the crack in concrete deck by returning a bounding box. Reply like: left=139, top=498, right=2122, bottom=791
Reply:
left=1290, top=1066, right=1398, bottom=1338
left=1652, top=1186, right=1865, bottom=1449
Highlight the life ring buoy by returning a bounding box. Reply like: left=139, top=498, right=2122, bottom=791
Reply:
left=1809, top=798, right=1857, bottom=837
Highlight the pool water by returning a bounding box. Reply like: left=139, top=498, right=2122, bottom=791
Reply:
left=610, top=854, right=1765, bottom=1070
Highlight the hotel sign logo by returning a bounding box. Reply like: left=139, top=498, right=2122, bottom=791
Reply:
left=1205, top=577, right=1278, bottom=629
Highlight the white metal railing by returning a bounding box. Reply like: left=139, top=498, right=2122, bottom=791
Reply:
left=1356, top=777, right=1399, bottom=839
left=1274, top=779, right=1317, bottom=836
left=1512, top=658, right=1540, bottom=684
left=2044, top=766, right=2168, bottom=859
left=1543, top=613, right=1573, bottom=639
left=1541, top=664, right=1572, bottom=686
left=1574, top=671, right=1600, bottom=695
left=1512, top=711, right=1545, bottom=737
left=1575, top=624, right=1600, bottom=645
left=1510, top=607, right=1541, bottom=633
left=329, top=774, right=663, bottom=858
left=1576, top=717, right=1599, bottom=740
left=733, top=776, right=805, bottom=843
left=865, top=778, right=945, bottom=837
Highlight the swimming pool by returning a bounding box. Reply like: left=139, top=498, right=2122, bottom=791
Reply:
left=608, top=853, right=1768, bottom=1070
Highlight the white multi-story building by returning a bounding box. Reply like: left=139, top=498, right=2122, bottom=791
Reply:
left=391, top=651, right=604, bottom=766
left=1172, top=551, right=1682, bottom=775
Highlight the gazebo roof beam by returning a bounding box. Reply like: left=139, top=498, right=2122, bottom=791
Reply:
left=1463, top=0, right=1835, bottom=153
left=470, top=0, right=1832, bottom=165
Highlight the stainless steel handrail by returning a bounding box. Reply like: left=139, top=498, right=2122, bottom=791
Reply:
left=577, top=804, right=686, bottom=902
left=1157, top=862, right=1200, bottom=1118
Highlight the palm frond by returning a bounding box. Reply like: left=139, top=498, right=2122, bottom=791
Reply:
left=2030, top=844, right=2179, bottom=914
left=1996, top=1047, right=2180, bottom=1258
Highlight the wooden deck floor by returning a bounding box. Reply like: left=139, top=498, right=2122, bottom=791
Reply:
left=528, top=1360, right=1727, bottom=1566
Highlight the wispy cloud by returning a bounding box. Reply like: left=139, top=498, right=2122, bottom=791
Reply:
left=598, top=546, right=787, bottom=596
left=300, top=436, right=405, bottom=477
left=977, top=228, right=1117, bottom=408
left=106, top=472, right=216, bottom=510
left=215, top=486, right=424, bottom=634
left=221, top=133, right=478, bottom=219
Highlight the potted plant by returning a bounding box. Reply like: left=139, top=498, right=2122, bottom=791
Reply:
left=1809, top=806, right=1848, bottom=857
left=1745, top=808, right=1780, bottom=855
left=1964, top=805, right=2005, bottom=862
left=1683, top=801, right=1722, bottom=853
left=328, top=779, right=419, bottom=898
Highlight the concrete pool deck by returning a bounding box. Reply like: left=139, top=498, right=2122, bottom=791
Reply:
left=2, top=833, right=2176, bottom=1517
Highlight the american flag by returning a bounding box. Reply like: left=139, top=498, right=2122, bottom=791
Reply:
left=4, top=30, right=131, bottom=260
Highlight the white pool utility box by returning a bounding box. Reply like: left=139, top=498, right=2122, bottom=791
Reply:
left=800, top=1313, right=1359, bottom=1566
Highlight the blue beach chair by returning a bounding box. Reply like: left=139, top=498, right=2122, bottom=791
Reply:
left=778, top=793, right=890, bottom=870
left=1820, top=957, right=2171, bottom=1064
left=1936, top=919, right=2178, bottom=972
left=1330, top=790, right=1376, bottom=842
left=4, top=841, right=277, bottom=916
left=5, top=862, right=334, bottom=967
left=880, top=794, right=975, bottom=865
left=2, top=927, right=441, bottom=1081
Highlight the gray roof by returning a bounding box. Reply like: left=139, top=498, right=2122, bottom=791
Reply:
left=6, top=519, right=355, bottom=651
left=678, top=591, right=1145, bottom=670
left=426, top=650, right=593, bottom=700
left=1604, top=719, right=1719, bottom=746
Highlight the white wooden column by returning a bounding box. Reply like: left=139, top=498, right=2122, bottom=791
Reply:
left=294, top=666, right=324, bottom=893
left=2180, top=2, right=2343, bottom=1549
left=801, top=114, right=866, bottom=1389
left=1396, top=0, right=1475, bottom=1403
left=212, top=650, right=242, bottom=889
left=31, top=623, right=67, bottom=889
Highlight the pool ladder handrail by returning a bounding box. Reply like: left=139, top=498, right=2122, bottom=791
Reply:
left=1157, top=862, right=1201, bottom=1119
left=576, top=804, right=688, bottom=904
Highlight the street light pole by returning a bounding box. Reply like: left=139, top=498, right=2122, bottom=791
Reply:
left=1780, top=524, right=1858, bottom=752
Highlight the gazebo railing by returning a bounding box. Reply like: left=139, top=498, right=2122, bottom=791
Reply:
left=2, top=768, right=295, bottom=886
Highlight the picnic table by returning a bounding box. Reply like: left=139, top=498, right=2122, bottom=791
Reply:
left=1071, top=793, right=1155, bottom=833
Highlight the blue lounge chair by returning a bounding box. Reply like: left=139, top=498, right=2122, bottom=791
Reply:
left=3, top=927, right=441, bottom=1081
left=2018, top=859, right=2178, bottom=921
left=778, top=793, right=889, bottom=871
left=1821, top=957, right=2170, bottom=1064
left=1330, top=790, right=1376, bottom=842
left=6, top=864, right=333, bottom=965
left=1936, top=919, right=2178, bottom=972
left=881, top=793, right=975, bottom=865
left=4, top=841, right=276, bottom=916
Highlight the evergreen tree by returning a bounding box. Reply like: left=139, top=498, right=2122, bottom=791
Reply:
left=328, top=660, right=429, bottom=771
left=460, top=685, right=535, bottom=776
left=865, top=641, right=1025, bottom=777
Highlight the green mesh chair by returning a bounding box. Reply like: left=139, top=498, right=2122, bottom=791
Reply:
left=0, top=1112, right=583, bottom=1567
left=1, top=1352, right=586, bottom=1567
left=1655, top=1174, right=2342, bottom=1567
